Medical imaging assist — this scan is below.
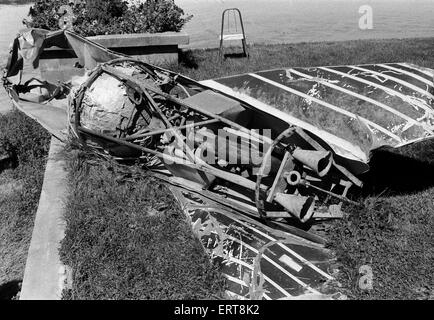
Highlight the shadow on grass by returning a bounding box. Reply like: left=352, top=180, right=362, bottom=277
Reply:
left=222, top=52, right=249, bottom=59
left=328, top=141, right=434, bottom=299
left=362, top=140, right=434, bottom=196
left=0, top=280, right=21, bottom=300
left=178, top=49, right=199, bottom=69
left=327, top=190, right=434, bottom=300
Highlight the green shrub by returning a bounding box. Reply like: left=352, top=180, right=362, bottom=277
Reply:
left=26, top=0, right=192, bottom=37
left=27, top=0, right=67, bottom=31
left=129, top=0, right=193, bottom=33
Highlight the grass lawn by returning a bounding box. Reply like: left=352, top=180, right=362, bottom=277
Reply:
left=169, top=37, right=434, bottom=80
left=62, top=36, right=434, bottom=300
left=0, top=109, right=50, bottom=298
left=328, top=191, right=434, bottom=300
left=60, top=147, right=225, bottom=299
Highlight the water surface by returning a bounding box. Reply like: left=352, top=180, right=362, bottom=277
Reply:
left=178, top=0, right=434, bottom=48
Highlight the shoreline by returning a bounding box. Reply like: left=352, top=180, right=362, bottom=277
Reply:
left=2, top=1, right=434, bottom=52
left=182, top=34, right=434, bottom=51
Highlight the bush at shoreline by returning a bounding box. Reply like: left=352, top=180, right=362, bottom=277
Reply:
left=26, top=0, right=192, bottom=37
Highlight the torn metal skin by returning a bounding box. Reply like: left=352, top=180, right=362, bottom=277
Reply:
left=68, top=59, right=363, bottom=225
left=3, top=29, right=434, bottom=300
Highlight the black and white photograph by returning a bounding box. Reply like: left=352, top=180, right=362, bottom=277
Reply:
left=0, top=0, right=432, bottom=307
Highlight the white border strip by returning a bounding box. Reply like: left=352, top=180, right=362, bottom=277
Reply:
left=320, top=66, right=434, bottom=115
left=201, top=79, right=368, bottom=162
left=288, top=68, right=423, bottom=128
left=395, top=63, right=434, bottom=78
left=379, top=64, right=434, bottom=87
left=249, top=73, right=401, bottom=142
left=350, top=65, right=434, bottom=100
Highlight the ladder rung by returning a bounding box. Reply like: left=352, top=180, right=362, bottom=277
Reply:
left=219, top=34, right=245, bottom=41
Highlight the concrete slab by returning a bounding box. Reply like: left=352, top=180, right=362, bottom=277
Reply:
left=0, top=86, right=13, bottom=114
left=87, top=32, right=189, bottom=64
left=87, top=32, right=189, bottom=48
left=20, top=138, right=68, bottom=300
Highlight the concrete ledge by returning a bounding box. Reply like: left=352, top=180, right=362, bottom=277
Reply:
left=37, top=32, right=189, bottom=65
left=87, top=32, right=189, bottom=48
left=86, top=32, right=189, bottom=64
left=0, top=87, right=13, bottom=114
left=20, top=138, right=68, bottom=300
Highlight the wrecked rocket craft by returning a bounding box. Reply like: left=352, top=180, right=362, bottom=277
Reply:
left=3, top=29, right=434, bottom=299
left=4, top=29, right=434, bottom=224
left=68, top=57, right=365, bottom=224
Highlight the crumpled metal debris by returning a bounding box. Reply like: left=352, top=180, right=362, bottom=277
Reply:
left=69, top=58, right=364, bottom=225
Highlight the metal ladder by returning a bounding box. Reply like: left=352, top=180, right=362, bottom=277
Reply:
left=219, top=8, right=249, bottom=59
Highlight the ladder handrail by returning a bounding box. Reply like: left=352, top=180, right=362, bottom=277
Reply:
left=219, top=8, right=249, bottom=59
left=220, top=8, right=247, bottom=39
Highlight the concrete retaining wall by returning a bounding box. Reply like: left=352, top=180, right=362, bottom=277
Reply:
left=20, top=138, right=68, bottom=300
left=87, top=32, right=189, bottom=64
left=38, top=32, right=189, bottom=79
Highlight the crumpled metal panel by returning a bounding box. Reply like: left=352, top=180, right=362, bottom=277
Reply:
left=80, top=73, right=133, bottom=134
left=202, top=63, right=434, bottom=162
left=4, top=29, right=121, bottom=86
left=169, top=186, right=339, bottom=300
